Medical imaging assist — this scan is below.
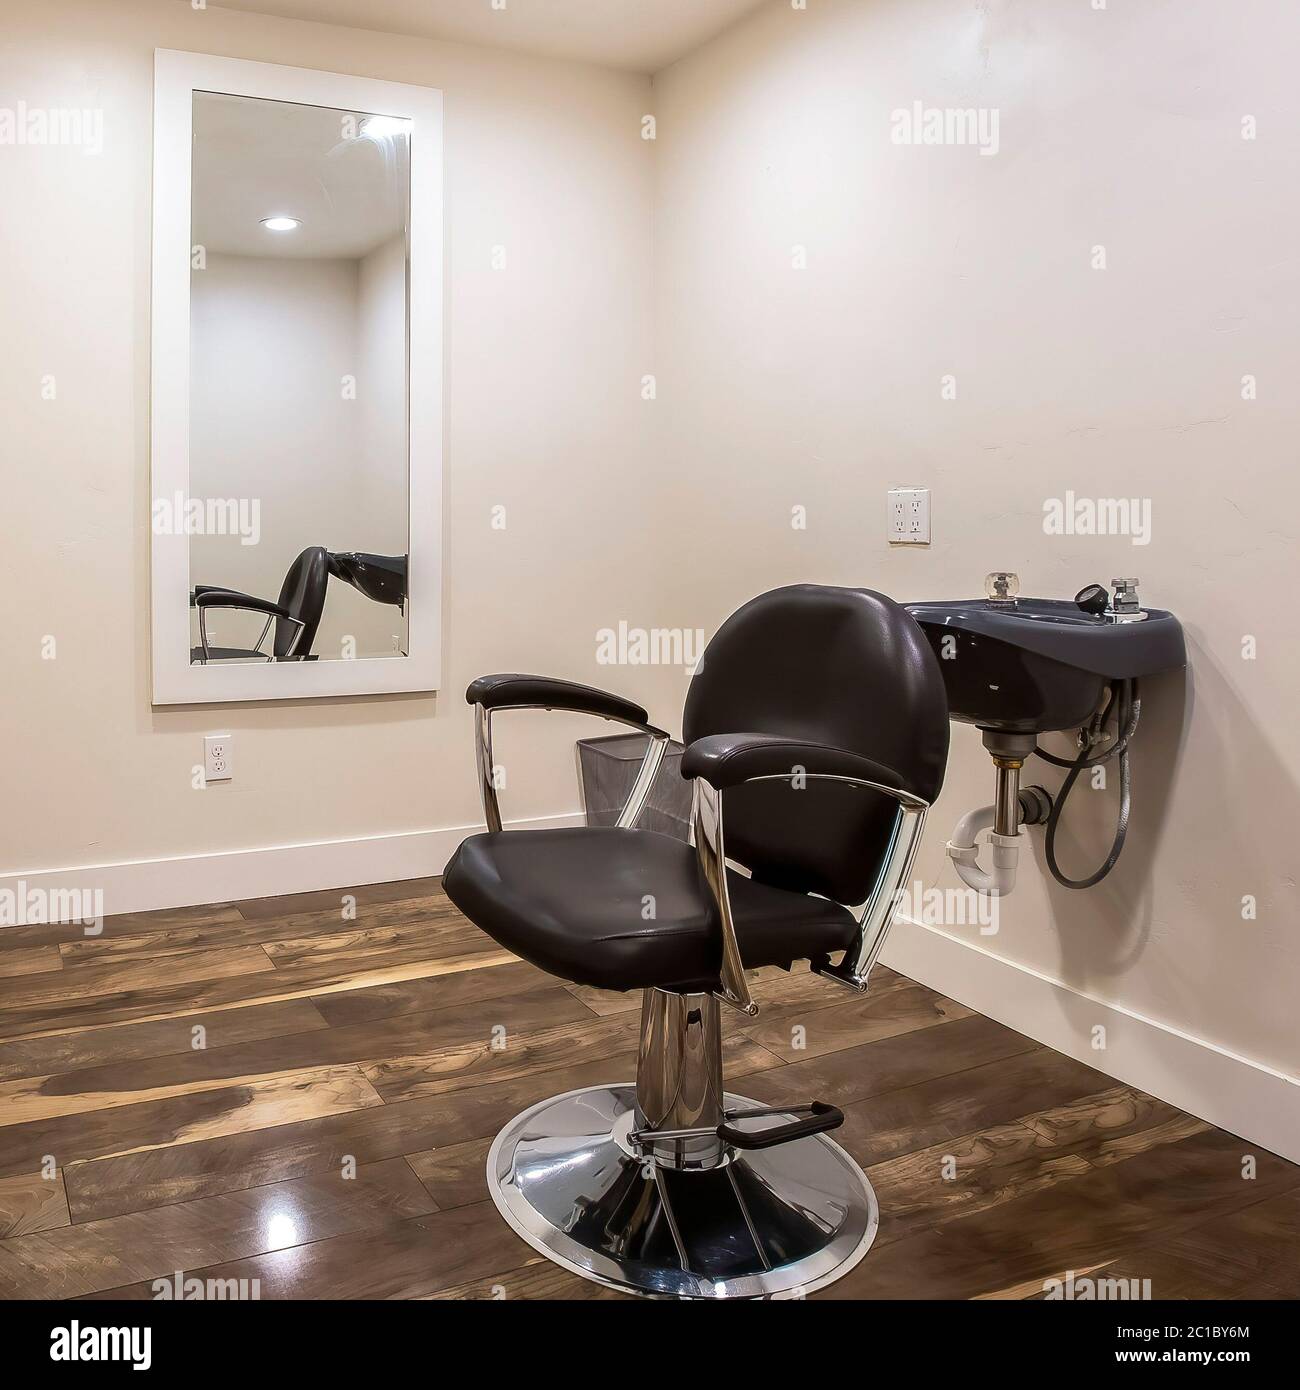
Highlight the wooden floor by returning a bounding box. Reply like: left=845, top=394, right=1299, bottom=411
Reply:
left=0, top=877, right=1295, bottom=1301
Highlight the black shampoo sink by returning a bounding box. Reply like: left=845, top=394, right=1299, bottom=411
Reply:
left=905, top=593, right=1185, bottom=734
left=328, top=552, right=408, bottom=608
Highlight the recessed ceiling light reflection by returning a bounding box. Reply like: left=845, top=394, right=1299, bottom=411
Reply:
left=359, top=116, right=410, bottom=140
left=260, top=216, right=302, bottom=232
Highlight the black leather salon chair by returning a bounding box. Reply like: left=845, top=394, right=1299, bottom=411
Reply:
left=190, top=546, right=330, bottom=663
left=444, top=584, right=949, bottom=1298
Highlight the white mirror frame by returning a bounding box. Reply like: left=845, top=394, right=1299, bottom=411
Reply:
left=150, top=50, right=442, bottom=704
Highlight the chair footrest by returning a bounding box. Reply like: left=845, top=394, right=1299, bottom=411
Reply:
left=717, top=1101, right=844, bottom=1151
left=629, top=1101, right=845, bottom=1152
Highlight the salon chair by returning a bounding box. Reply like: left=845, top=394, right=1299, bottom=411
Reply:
left=189, top=546, right=330, bottom=663
left=443, top=584, right=949, bottom=1298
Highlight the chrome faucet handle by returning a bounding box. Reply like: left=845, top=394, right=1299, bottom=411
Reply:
left=985, top=571, right=1020, bottom=605
left=1108, top=577, right=1147, bottom=622
left=1110, top=577, right=1141, bottom=611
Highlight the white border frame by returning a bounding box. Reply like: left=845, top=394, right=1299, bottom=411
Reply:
left=151, top=50, right=442, bottom=703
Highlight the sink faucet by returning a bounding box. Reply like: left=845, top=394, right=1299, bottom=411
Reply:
left=985, top=571, right=1020, bottom=605
left=1109, top=577, right=1146, bottom=622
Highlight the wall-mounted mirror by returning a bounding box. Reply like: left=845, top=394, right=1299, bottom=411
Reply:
left=152, top=52, right=441, bottom=703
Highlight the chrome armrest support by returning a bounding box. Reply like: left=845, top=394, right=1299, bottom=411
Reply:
left=196, top=603, right=302, bottom=663
left=690, top=779, right=757, bottom=1017
left=475, top=702, right=504, bottom=833
left=814, top=799, right=928, bottom=992
left=614, top=729, right=669, bottom=830
left=734, top=774, right=928, bottom=993
left=253, top=613, right=275, bottom=657
left=472, top=701, right=670, bottom=836
left=685, top=770, right=931, bottom=1012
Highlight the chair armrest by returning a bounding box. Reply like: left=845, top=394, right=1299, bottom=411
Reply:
left=190, top=584, right=239, bottom=605
left=684, top=733, right=935, bottom=1011
left=192, top=590, right=301, bottom=662
left=466, top=674, right=654, bottom=730
left=466, top=674, right=668, bottom=835
left=194, top=589, right=292, bottom=620
left=681, top=732, right=909, bottom=797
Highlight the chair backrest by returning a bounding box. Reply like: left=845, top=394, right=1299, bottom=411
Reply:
left=274, top=547, right=331, bottom=658
left=682, top=584, right=950, bottom=906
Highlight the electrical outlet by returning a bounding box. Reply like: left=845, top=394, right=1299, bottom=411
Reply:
left=204, top=734, right=233, bottom=782
left=888, top=486, right=931, bottom=544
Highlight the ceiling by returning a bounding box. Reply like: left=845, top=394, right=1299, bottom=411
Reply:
left=212, top=0, right=769, bottom=73
left=192, top=91, right=408, bottom=258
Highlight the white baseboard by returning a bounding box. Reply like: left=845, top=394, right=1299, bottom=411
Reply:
left=883, top=916, right=1300, bottom=1165
left=0, top=810, right=585, bottom=919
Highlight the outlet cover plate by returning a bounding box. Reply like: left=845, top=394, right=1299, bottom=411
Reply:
left=203, top=734, right=233, bottom=782
left=888, top=486, right=931, bottom=544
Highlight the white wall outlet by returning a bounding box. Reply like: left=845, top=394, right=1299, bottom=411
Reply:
left=888, top=486, right=931, bottom=544
left=203, top=734, right=233, bottom=782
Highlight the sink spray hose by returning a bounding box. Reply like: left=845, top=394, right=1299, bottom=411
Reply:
left=1035, top=679, right=1140, bottom=890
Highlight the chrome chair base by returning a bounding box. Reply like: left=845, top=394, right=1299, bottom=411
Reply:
left=486, top=1083, right=878, bottom=1299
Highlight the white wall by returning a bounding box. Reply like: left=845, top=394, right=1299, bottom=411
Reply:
left=1, top=0, right=665, bottom=882
left=651, top=0, right=1299, bottom=1118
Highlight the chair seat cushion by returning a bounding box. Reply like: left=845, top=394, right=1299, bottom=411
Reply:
left=443, top=827, right=858, bottom=994
left=190, top=646, right=264, bottom=663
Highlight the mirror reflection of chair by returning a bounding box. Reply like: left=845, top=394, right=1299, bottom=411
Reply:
left=443, top=584, right=950, bottom=1299
left=190, top=545, right=330, bottom=663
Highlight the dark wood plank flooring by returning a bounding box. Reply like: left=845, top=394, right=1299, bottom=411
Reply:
left=0, top=877, right=1294, bottom=1300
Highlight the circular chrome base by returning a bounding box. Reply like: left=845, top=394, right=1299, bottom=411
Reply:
left=486, top=1084, right=878, bottom=1299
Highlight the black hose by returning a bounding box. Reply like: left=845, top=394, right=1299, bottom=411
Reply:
left=1034, top=679, right=1141, bottom=889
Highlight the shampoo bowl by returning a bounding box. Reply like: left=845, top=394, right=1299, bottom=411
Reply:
left=905, top=594, right=1185, bottom=734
